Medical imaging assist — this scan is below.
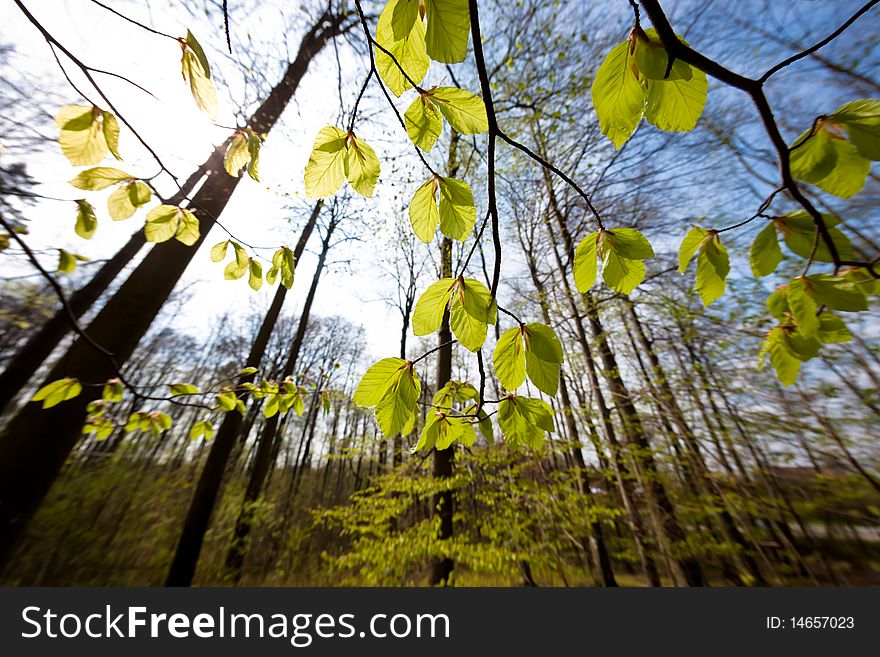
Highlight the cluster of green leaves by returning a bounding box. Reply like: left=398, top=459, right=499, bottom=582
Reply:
left=303, top=127, right=380, bottom=198
left=573, top=228, right=654, bottom=295
left=124, top=410, right=173, bottom=436
left=789, top=99, right=880, bottom=199
left=414, top=380, right=490, bottom=451
left=144, top=204, right=200, bottom=246
left=211, top=240, right=295, bottom=291
left=180, top=29, right=218, bottom=119
left=591, top=27, right=707, bottom=148
left=239, top=378, right=308, bottom=419
left=412, top=276, right=496, bottom=351
left=404, top=86, right=488, bottom=151
left=493, top=322, right=564, bottom=396
left=750, top=211, right=853, bottom=277
left=56, top=105, right=121, bottom=167
left=409, top=174, right=476, bottom=242
left=758, top=273, right=872, bottom=385
left=32, top=377, right=83, bottom=409
left=56, top=248, right=89, bottom=275
left=352, top=358, right=421, bottom=438
left=223, top=128, right=263, bottom=181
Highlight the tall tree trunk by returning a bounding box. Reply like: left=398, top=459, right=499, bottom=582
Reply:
left=222, top=217, right=335, bottom=583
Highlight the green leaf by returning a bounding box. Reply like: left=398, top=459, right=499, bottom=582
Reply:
left=644, top=68, right=708, bottom=133
left=830, top=98, right=880, bottom=160
left=633, top=29, right=693, bottom=81
left=376, top=0, right=429, bottom=97
left=757, top=327, right=799, bottom=386
left=353, top=357, right=407, bottom=406
left=591, top=41, right=645, bottom=148
left=224, top=132, right=250, bottom=177
left=523, top=322, right=563, bottom=397
left=32, top=377, right=82, bottom=409
left=405, top=94, right=444, bottom=151
left=816, top=311, right=852, bottom=343
left=790, top=128, right=837, bottom=182
left=804, top=274, right=867, bottom=312
left=424, top=0, right=470, bottom=64
left=766, top=288, right=790, bottom=321
left=604, top=227, right=654, bottom=260
left=498, top=396, right=552, bottom=448
left=75, top=199, right=98, bottom=240
left=809, top=138, right=870, bottom=199
left=573, top=231, right=598, bottom=293
left=774, top=211, right=853, bottom=263
left=57, top=249, right=77, bottom=274
left=694, top=233, right=729, bottom=306
left=145, top=205, right=199, bottom=246
left=211, top=240, right=229, bottom=262
left=412, top=277, right=456, bottom=335
left=438, top=176, right=476, bottom=240
left=102, top=111, right=122, bottom=160
left=375, top=364, right=421, bottom=437
left=216, top=391, right=238, bottom=412
left=343, top=133, right=381, bottom=197
left=248, top=258, right=263, bottom=291
left=69, top=167, right=131, bottom=191
left=409, top=177, right=441, bottom=242
left=450, top=277, right=495, bottom=352
left=601, top=246, right=645, bottom=295
left=678, top=225, right=707, bottom=273
left=181, top=30, right=218, bottom=119
left=108, top=181, right=151, bottom=221
left=749, top=222, right=783, bottom=278
left=169, top=383, right=199, bottom=396
left=787, top=278, right=819, bottom=338
left=271, top=246, right=296, bottom=289
left=304, top=126, right=347, bottom=198
left=431, top=86, right=488, bottom=134
left=56, top=105, right=109, bottom=166
left=493, top=326, right=526, bottom=391
left=246, top=129, right=261, bottom=181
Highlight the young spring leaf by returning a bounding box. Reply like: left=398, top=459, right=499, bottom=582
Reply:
left=353, top=357, right=408, bottom=407
left=600, top=228, right=654, bottom=294
left=68, top=167, right=131, bottom=191
left=409, top=175, right=476, bottom=242
left=829, top=98, right=880, bottom=160
left=75, top=199, right=98, bottom=240
left=591, top=41, right=645, bottom=148
left=269, top=246, right=296, bottom=289
left=248, top=258, right=263, bottom=291
left=304, top=126, right=347, bottom=198
left=343, top=133, right=381, bottom=197
left=498, top=395, right=554, bottom=448
left=430, top=86, right=489, bottom=135
left=144, top=205, right=200, bottom=246
left=57, top=249, right=78, bottom=275
left=803, top=274, right=867, bottom=312
left=644, top=68, right=707, bottom=133
left=678, top=226, right=729, bottom=306
left=449, top=277, right=496, bottom=352
left=224, top=131, right=250, bottom=177
left=375, top=0, right=429, bottom=97
left=375, top=363, right=421, bottom=437
left=493, top=326, right=527, bottom=391
left=32, top=378, right=82, bottom=409
left=633, top=28, right=693, bottom=81
left=523, top=322, right=564, bottom=397
left=108, top=181, right=152, bottom=221
left=405, top=94, right=444, bottom=151
left=789, top=120, right=870, bottom=199
left=573, top=232, right=599, bottom=292
left=786, top=278, right=819, bottom=339
left=181, top=30, right=218, bottom=119
left=56, top=105, right=111, bottom=166
left=412, top=277, right=456, bottom=335
left=757, top=327, right=800, bottom=386
left=773, top=211, right=854, bottom=263
left=749, top=222, right=783, bottom=278
left=424, top=0, right=470, bottom=64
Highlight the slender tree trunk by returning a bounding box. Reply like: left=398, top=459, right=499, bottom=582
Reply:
left=430, top=236, right=454, bottom=586
left=223, top=218, right=335, bottom=582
